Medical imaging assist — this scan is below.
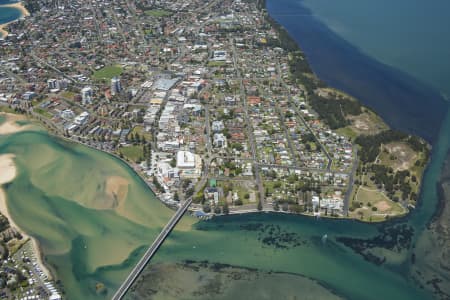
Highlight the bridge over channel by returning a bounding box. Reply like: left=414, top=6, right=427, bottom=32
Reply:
left=111, top=198, right=193, bottom=300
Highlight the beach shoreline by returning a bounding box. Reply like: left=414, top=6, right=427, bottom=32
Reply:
left=0, top=119, right=53, bottom=281
left=0, top=1, right=30, bottom=38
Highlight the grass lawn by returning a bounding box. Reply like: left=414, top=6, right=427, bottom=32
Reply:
left=144, top=9, right=172, bottom=17
left=0, top=106, right=15, bottom=114
left=92, top=65, right=123, bottom=81
left=351, top=187, right=405, bottom=221
left=61, top=91, right=77, bottom=100
left=34, top=108, right=52, bottom=118
left=217, top=180, right=255, bottom=205
left=119, top=145, right=144, bottom=163
left=130, top=125, right=152, bottom=141
left=336, top=126, right=358, bottom=140
left=207, top=61, right=227, bottom=67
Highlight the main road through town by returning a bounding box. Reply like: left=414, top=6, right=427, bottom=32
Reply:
left=111, top=197, right=193, bottom=300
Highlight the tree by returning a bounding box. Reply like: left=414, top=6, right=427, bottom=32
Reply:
left=203, top=204, right=211, bottom=213
left=223, top=202, right=230, bottom=215
left=186, top=188, right=194, bottom=198
left=183, top=179, right=192, bottom=190
left=274, top=201, right=280, bottom=211
left=170, top=157, right=176, bottom=168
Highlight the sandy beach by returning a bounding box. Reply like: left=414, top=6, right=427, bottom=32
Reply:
left=0, top=121, right=53, bottom=279
left=0, top=155, right=52, bottom=280
left=0, top=112, right=33, bottom=134
left=0, top=2, right=30, bottom=38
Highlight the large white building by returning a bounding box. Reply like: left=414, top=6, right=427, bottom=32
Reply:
left=74, top=111, right=90, bottom=125
left=176, top=150, right=202, bottom=179
left=81, top=86, right=93, bottom=105
left=47, top=79, right=57, bottom=89
left=111, top=77, right=121, bottom=95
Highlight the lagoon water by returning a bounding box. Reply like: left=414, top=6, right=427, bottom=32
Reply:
left=1, top=0, right=450, bottom=299
left=0, top=129, right=174, bottom=299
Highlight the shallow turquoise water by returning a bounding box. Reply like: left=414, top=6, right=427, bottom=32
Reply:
left=146, top=107, right=450, bottom=300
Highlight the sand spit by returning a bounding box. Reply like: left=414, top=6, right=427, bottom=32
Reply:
left=0, top=112, right=33, bottom=135
left=0, top=153, right=53, bottom=280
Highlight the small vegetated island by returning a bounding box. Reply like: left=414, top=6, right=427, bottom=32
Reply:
left=1, top=0, right=428, bottom=225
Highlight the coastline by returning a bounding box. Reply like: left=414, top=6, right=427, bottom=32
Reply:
left=0, top=116, right=53, bottom=281
left=264, top=0, right=448, bottom=144
left=3, top=103, right=421, bottom=225
left=0, top=1, right=29, bottom=38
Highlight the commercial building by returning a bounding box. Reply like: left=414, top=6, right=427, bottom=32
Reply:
left=111, top=77, right=121, bottom=95
left=81, top=86, right=93, bottom=105
left=176, top=150, right=202, bottom=179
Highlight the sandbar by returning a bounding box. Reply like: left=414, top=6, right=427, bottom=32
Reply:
left=0, top=153, right=53, bottom=279
left=0, top=112, right=33, bottom=135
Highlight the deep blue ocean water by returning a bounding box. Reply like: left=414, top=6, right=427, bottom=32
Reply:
left=0, top=0, right=20, bottom=5
left=300, top=0, right=450, bottom=100
left=266, top=0, right=449, bottom=143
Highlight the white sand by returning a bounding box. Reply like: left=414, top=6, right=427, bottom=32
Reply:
left=0, top=154, right=53, bottom=280
left=0, top=113, right=33, bottom=135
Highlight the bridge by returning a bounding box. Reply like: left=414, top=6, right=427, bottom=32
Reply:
left=111, top=197, right=193, bottom=300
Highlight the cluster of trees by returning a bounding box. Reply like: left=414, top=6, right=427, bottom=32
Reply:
left=152, top=176, right=164, bottom=193
left=355, top=130, right=427, bottom=164
left=0, top=216, right=9, bottom=233
left=368, top=164, right=415, bottom=202
left=126, top=132, right=146, bottom=145
left=203, top=202, right=230, bottom=215
left=356, top=130, right=406, bottom=163
left=221, top=160, right=243, bottom=176
left=288, top=53, right=322, bottom=93
left=308, top=94, right=362, bottom=129
left=143, top=144, right=152, bottom=165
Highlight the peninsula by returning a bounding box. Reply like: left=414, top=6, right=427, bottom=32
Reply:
left=0, top=0, right=428, bottom=224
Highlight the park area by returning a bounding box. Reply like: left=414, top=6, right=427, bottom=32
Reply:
left=144, top=9, right=172, bottom=17
left=349, top=187, right=406, bottom=222
left=92, top=65, right=123, bottom=81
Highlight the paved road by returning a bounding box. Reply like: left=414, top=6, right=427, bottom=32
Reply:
left=343, top=146, right=358, bottom=215
left=231, top=43, right=265, bottom=206
left=111, top=198, right=192, bottom=300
